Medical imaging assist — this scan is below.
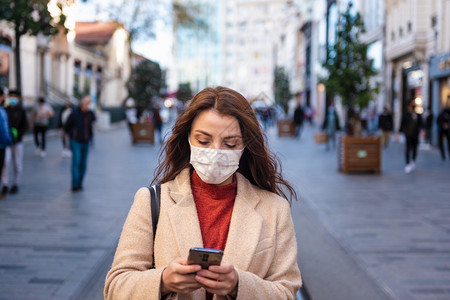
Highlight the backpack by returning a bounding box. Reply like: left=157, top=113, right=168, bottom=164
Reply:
left=61, top=108, right=72, bottom=126
left=0, top=108, right=12, bottom=147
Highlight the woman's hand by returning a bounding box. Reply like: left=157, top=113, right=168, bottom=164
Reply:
left=161, top=258, right=203, bottom=295
left=194, top=263, right=239, bottom=298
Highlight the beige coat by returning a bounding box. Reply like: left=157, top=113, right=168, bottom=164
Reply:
left=104, top=168, right=302, bottom=299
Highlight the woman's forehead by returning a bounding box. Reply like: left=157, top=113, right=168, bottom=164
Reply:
left=191, top=110, right=241, bottom=136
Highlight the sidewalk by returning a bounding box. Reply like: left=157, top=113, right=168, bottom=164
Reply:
left=0, top=123, right=449, bottom=299
left=0, top=124, right=162, bottom=299
left=266, top=124, right=450, bottom=300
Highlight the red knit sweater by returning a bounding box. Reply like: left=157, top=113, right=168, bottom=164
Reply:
left=191, top=170, right=237, bottom=251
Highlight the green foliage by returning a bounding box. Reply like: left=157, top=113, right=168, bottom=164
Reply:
left=176, top=83, right=193, bottom=103
left=0, top=0, right=64, bottom=36
left=0, top=0, right=66, bottom=92
left=100, top=0, right=207, bottom=45
left=172, top=1, right=207, bottom=31
left=127, top=59, right=166, bottom=110
left=321, top=3, right=378, bottom=111
left=273, top=66, right=291, bottom=115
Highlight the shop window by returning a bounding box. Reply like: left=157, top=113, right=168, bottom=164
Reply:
left=84, top=64, right=92, bottom=95
left=0, top=38, right=11, bottom=88
left=73, top=60, right=81, bottom=98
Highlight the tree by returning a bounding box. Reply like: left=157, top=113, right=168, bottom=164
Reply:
left=0, top=0, right=66, bottom=93
left=175, top=82, right=192, bottom=104
left=274, top=66, right=291, bottom=115
left=321, top=3, right=378, bottom=132
left=100, top=0, right=205, bottom=52
left=127, top=59, right=166, bottom=111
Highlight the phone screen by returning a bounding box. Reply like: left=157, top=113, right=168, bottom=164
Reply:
left=187, top=247, right=223, bottom=269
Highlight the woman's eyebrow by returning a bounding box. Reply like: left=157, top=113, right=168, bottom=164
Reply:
left=194, top=130, right=212, bottom=137
left=223, top=135, right=242, bottom=140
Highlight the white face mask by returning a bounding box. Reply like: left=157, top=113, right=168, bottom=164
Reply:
left=189, top=140, right=244, bottom=185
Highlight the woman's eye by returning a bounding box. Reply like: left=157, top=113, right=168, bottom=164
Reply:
left=225, top=144, right=237, bottom=149
left=197, top=140, right=209, bottom=145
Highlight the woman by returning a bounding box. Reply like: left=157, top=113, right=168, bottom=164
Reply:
left=104, top=86, right=302, bottom=299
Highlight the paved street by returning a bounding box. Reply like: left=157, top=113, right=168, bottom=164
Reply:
left=0, top=121, right=449, bottom=299
left=269, top=125, right=450, bottom=300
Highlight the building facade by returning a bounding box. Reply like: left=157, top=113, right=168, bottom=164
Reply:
left=0, top=2, right=131, bottom=111
left=173, top=0, right=293, bottom=101
left=384, top=0, right=450, bottom=133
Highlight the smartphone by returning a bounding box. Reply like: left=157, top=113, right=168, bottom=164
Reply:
left=187, top=247, right=223, bottom=269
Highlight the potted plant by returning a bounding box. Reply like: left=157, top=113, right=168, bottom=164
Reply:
left=127, top=59, right=166, bottom=144
left=274, top=66, right=296, bottom=136
left=321, top=3, right=381, bottom=172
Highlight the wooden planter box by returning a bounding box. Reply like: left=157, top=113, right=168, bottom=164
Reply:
left=277, top=120, right=296, bottom=136
left=338, top=135, right=381, bottom=173
left=314, top=132, right=329, bottom=144
left=131, top=123, right=154, bottom=144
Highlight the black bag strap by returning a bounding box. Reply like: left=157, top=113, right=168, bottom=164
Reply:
left=148, top=184, right=161, bottom=241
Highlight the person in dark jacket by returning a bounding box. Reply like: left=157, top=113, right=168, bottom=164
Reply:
left=1, top=89, right=28, bottom=195
left=152, top=107, right=163, bottom=143
left=64, top=95, right=96, bottom=192
left=400, top=100, right=423, bottom=173
left=378, top=107, right=393, bottom=148
left=436, top=105, right=450, bottom=161
left=293, top=104, right=304, bottom=138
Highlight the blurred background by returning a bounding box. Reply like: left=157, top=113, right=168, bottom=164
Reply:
left=1, top=1, right=450, bottom=299
left=0, top=0, right=448, bottom=133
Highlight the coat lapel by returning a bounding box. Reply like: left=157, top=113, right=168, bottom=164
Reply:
left=166, top=169, right=264, bottom=270
left=223, top=173, right=263, bottom=270
left=167, top=169, right=204, bottom=257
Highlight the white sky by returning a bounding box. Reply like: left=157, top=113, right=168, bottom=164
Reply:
left=74, top=0, right=172, bottom=68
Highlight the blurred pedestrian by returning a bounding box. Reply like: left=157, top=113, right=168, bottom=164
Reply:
left=30, top=97, right=55, bottom=157
left=304, top=105, right=314, bottom=125
left=424, top=109, right=434, bottom=146
left=293, top=103, right=304, bottom=138
left=58, top=101, right=73, bottom=157
left=152, top=107, right=163, bottom=143
left=104, top=86, right=301, bottom=300
left=436, top=105, right=450, bottom=161
left=322, top=103, right=340, bottom=150
left=400, top=100, right=423, bottom=173
left=378, top=107, right=393, bottom=148
left=0, top=89, right=12, bottom=199
left=64, top=95, right=96, bottom=192
left=1, top=89, right=28, bottom=195
left=260, top=107, right=270, bottom=131
left=124, top=98, right=137, bottom=133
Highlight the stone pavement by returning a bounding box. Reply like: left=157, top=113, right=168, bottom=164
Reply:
left=267, top=124, right=450, bottom=300
left=0, top=121, right=449, bottom=300
left=0, top=123, right=162, bottom=300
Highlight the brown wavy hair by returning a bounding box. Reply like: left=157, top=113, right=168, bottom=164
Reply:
left=152, top=86, right=297, bottom=203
